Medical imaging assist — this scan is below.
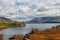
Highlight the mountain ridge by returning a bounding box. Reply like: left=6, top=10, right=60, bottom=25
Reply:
left=26, top=16, right=60, bottom=23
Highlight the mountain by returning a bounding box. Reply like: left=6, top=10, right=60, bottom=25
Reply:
left=0, top=17, right=12, bottom=22
left=26, top=16, right=60, bottom=23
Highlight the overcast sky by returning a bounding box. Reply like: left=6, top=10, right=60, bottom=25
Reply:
left=0, top=0, right=60, bottom=21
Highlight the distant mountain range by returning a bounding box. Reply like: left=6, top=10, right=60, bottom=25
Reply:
left=0, top=16, right=60, bottom=23
left=26, top=16, right=60, bottom=23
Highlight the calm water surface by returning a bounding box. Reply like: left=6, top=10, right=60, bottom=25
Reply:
left=0, top=23, right=60, bottom=40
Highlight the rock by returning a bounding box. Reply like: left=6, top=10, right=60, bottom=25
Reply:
left=9, top=35, right=24, bottom=40
left=16, top=22, right=26, bottom=27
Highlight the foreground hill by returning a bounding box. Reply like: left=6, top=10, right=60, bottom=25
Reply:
left=28, top=25, right=60, bottom=40
left=0, top=17, right=26, bottom=30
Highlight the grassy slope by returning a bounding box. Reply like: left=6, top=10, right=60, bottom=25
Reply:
left=0, top=21, right=16, bottom=28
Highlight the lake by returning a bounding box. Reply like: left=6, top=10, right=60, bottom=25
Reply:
left=0, top=23, right=60, bottom=40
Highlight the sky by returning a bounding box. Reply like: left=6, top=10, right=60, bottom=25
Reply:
left=0, top=0, right=60, bottom=21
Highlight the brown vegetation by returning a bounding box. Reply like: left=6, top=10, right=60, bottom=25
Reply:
left=29, top=25, right=60, bottom=40
left=0, top=34, right=3, bottom=40
left=9, top=25, right=60, bottom=40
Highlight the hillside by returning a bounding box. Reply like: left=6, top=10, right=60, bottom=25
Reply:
left=0, top=17, right=26, bottom=30
left=28, top=25, right=60, bottom=40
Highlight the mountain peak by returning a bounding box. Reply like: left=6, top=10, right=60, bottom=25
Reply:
left=0, top=17, right=11, bottom=22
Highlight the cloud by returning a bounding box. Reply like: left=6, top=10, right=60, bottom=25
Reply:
left=0, top=0, right=60, bottom=21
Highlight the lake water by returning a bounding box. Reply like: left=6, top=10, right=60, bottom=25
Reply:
left=0, top=23, right=60, bottom=40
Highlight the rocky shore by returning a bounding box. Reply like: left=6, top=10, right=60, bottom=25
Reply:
left=8, top=25, right=60, bottom=40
